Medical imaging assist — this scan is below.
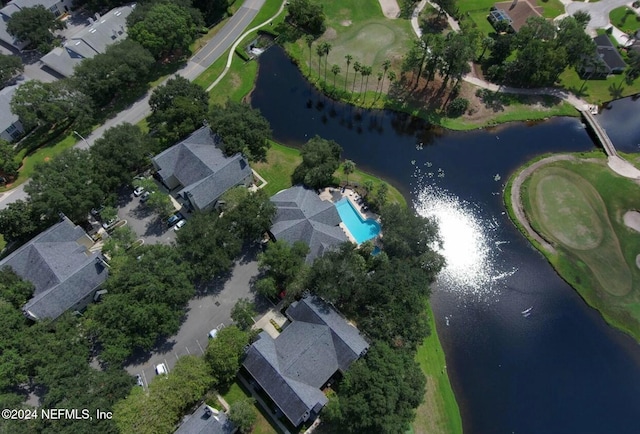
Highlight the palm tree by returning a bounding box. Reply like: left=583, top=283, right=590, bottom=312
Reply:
left=363, top=180, right=374, bottom=197
left=331, top=64, right=341, bottom=89
left=352, top=61, right=361, bottom=93
left=321, top=42, right=332, bottom=83
left=343, top=160, right=355, bottom=185
left=305, top=35, right=314, bottom=73
left=344, top=54, right=353, bottom=91
left=375, top=71, right=383, bottom=99
left=361, top=66, right=372, bottom=103
left=381, top=59, right=391, bottom=90
left=315, top=44, right=324, bottom=79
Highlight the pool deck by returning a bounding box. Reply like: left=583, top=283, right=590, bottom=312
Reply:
left=319, top=187, right=382, bottom=245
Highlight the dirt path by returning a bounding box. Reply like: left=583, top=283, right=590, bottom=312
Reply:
left=378, top=0, right=400, bottom=18
left=509, top=155, right=579, bottom=254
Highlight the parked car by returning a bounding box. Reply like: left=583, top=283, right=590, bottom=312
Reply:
left=173, top=219, right=186, bottom=231
left=90, top=205, right=105, bottom=216
left=135, top=374, right=144, bottom=387
left=208, top=329, right=218, bottom=339
left=101, top=217, right=118, bottom=230
left=133, top=186, right=145, bottom=197
left=166, top=212, right=184, bottom=227
left=140, top=191, right=152, bottom=202
left=155, top=363, right=168, bottom=375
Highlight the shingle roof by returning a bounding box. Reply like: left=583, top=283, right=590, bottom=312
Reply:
left=594, top=34, right=627, bottom=71
left=174, top=403, right=234, bottom=434
left=0, top=216, right=108, bottom=320
left=270, top=186, right=348, bottom=263
left=242, top=296, right=368, bottom=427
left=0, top=84, right=20, bottom=133
left=494, top=0, right=543, bottom=32
left=40, top=4, right=134, bottom=77
left=153, top=126, right=252, bottom=210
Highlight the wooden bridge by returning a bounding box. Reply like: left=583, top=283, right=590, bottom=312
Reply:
left=581, top=109, right=618, bottom=157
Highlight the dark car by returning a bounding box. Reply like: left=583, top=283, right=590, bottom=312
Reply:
left=166, top=212, right=184, bottom=227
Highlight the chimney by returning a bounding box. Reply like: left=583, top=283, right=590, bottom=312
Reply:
left=511, top=0, right=518, bottom=8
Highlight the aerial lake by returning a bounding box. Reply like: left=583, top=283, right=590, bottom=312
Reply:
left=251, top=46, right=640, bottom=434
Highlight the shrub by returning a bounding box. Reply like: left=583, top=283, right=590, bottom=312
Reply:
left=446, top=97, right=469, bottom=117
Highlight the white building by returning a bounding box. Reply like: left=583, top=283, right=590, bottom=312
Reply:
left=0, top=0, right=74, bottom=50
left=0, top=84, right=24, bottom=142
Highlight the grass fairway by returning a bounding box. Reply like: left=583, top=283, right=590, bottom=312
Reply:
left=413, top=304, right=462, bottom=434
left=514, top=155, right=640, bottom=340
left=290, top=0, right=412, bottom=92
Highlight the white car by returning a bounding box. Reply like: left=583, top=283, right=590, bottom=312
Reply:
left=155, top=363, right=168, bottom=375
left=173, top=219, right=186, bottom=231
left=208, top=328, right=218, bottom=339
left=133, top=186, right=145, bottom=197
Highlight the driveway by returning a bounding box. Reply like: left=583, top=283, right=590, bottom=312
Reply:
left=565, top=0, right=636, bottom=32
left=124, top=245, right=271, bottom=387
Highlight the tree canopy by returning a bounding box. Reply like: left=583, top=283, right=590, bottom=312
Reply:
left=148, top=75, right=209, bottom=143
left=208, top=100, right=272, bottom=162
left=287, top=0, right=326, bottom=35
left=73, top=39, right=155, bottom=107
left=292, top=135, right=342, bottom=189
left=127, top=1, right=204, bottom=59
left=0, top=200, right=42, bottom=245
left=221, top=189, right=276, bottom=241
left=325, top=342, right=426, bottom=434
left=6, top=5, right=64, bottom=52
left=257, top=240, right=309, bottom=298
left=204, top=326, right=249, bottom=389
left=0, top=54, right=23, bottom=87
left=90, top=123, right=150, bottom=194
left=0, top=139, right=19, bottom=180
left=175, top=212, right=242, bottom=282
left=85, top=245, right=194, bottom=365
left=26, top=149, right=104, bottom=225
left=229, top=399, right=257, bottom=434
left=10, top=79, right=94, bottom=131
left=230, top=298, right=257, bottom=331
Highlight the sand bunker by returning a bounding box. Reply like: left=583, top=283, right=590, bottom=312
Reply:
left=623, top=210, right=640, bottom=233
left=378, top=0, right=400, bottom=19
left=341, top=20, right=352, bottom=26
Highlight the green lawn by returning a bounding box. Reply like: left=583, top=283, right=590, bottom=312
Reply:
left=3, top=132, right=77, bottom=192
left=559, top=68, right=640, bottom=105
left=610, top=6, right=640, bottom=34
left=413, top=303, right=462, bottom=434
left=508, top=154, right=640, bottom=342
left=252, top=141, right=406, bottom=206
left=222, top=382, right=277, bottom=434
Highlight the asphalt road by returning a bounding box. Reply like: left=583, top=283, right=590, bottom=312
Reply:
left=565, top=0, right=635, bottom=31
left=0, top=0, right=266, bottom=209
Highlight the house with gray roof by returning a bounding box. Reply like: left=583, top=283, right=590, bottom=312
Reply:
left=0, top=0, right=73, bottom=50
left=242, top=296, right=369, bottom=427
left=269, top=186, right=348, bottom=264
left=152, top=126, right=253, bottom=212
left=174, top=403, right=234, bottom=434
left=41, top=4, right=134, bottom=77
left=0, top=215, right=108, bottom=321
left=0, top=83, right=24, bottom=142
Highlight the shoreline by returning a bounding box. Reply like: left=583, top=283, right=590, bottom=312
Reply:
left=504, top=152, right=640, bottom=343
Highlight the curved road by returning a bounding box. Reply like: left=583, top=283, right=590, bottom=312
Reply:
left=0, top=0, right=265, bottom=209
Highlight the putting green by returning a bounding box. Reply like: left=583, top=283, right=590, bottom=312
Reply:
left=527, top=166, right=632, bottom=297
left=533, top=172, right=603, bottom=250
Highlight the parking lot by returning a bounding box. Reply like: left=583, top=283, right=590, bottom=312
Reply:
left=125, top=245, right=271, bottom=387
left=113, top=186, right=184, bottom=246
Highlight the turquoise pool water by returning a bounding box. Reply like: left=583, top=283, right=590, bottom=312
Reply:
left=335, top=198, right=381, bottom=244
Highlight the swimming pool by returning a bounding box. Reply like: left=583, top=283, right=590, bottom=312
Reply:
left=335, top=198, right=381, bottom=244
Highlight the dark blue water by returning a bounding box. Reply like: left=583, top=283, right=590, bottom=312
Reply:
left=251, top=47, right=640, bottom=434
left=596, top=96, right=640, bottom=153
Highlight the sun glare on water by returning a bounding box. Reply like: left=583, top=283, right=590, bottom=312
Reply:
left=414, top=184, right=514, bottom=301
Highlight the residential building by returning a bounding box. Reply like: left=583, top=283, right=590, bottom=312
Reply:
left=174, top=403, right=234, bottom=434
left=152, top=126, right=253, bottom=212
left=581, top=34, right=627, bottom=78
left=0, top=0, right=74, bottom=50
left=269, top=186, right=348, bottom=263
left=242, top=296, right=369, bottom=428
left=0, top=215, right=109, bottom=321
left=41, top=4, right=134, bottom=77
left=490, top=0, right=543, bottom=33
left=0, top=83, right=24, bottom=142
